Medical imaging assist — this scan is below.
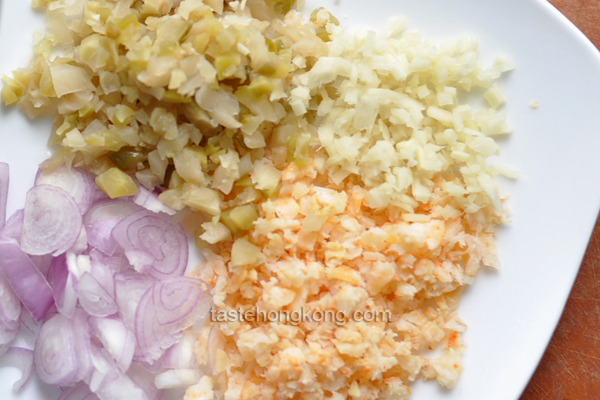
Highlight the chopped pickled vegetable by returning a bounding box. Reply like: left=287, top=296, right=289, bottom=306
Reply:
left=108, top=150, right=147, bottom=171
left=180, top=184, right=221, bottom=216
left=229, top=204, right=259, bottom=231
left=230, top=237, right=263, bottom=267
left=95, top=168, right=138, bottom=198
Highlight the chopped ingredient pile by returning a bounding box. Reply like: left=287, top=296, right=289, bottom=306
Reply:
left=1, top=0, right=516, bottom=399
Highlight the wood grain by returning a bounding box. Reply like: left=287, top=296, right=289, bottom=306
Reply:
left=520, top=2, right=600, bottom=398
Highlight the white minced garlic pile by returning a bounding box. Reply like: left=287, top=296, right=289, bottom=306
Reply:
left=3, top=1, right=515, bottom=399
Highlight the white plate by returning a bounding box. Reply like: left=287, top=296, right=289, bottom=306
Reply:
left=2, top=0, right=600, bottom=399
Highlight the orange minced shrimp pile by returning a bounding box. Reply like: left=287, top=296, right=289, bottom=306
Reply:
left=190, top=157, right=502, bottom=399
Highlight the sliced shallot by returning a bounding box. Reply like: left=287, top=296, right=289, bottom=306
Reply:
left=0, top=162, right=8, bottom=228
left=48, top=254, right=78, bottom=318
left=0, top=347, right=34, bottom=392
left=71, top=308, right=93, bottom=383
left=155, top=369, right=203, bottom=389
left=207, top=324, right=226, bottom=375
left=112, top=210, right=188, bottom=279
left=127, top=363, right=165, bottom=400
left=89, top=347, right=148, bottom=400
left=133, top=187, right=176, bottom=216
left=21, top=185, right=82, bottom=256
left=35, top=165, right=98, bottom=214
left=0, top=209, right=23, bottom=241
left=59, top=382, right=99, bottom=400
left=134, top=277, right=208, bottom=363
left=0, top=239, right=54, bottom=320
left=94, top=372, right=149, bottom=400
left=114, top=273, right=156, bottom=331
left=162, top=329, right=197, bottom=370
left=0, top=163, right=209, bottom=399
left=89, top=251, right=116, bottom=294
left=83, top=200, right=142, bottom=256
left=0, top=273, right=21, bottom=347
left=30, top=254, right=53, bottom=277
left=33, top=313, right=80, bottom=386
left=19, top=310, right=42, bottom=349
left=78, top=272, right=118, bottom=317
left=90, top=317, right=135, bottom=372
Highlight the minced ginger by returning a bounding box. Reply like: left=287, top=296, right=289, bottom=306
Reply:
left=2, top=0, right=515, bottom=399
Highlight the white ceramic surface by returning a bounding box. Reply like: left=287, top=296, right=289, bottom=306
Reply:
left=2, top=0, right=600, bottom=399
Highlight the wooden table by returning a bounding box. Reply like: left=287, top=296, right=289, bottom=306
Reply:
left=520, top=3, right=600, bottom=398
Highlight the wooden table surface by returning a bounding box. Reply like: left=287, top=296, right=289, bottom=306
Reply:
left=520, top=3, right=600, bottom=398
